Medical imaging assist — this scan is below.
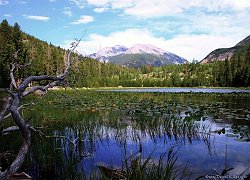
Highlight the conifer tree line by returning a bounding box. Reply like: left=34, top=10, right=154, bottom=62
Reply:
left=0, top=19, right=249, bottom=88
left=0, top=19, right=67, bottom=87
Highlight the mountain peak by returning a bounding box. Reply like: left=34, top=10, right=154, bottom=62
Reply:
left=89, top=45, right=128, bottom=61
left=90, top=44, right=187, bottom=67
left=125, top=44, right=168, bottom=55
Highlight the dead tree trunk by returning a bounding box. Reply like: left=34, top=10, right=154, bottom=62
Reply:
left=0, top=40, right=80, bottom=179
left=0, top=93, right=31, bottom=179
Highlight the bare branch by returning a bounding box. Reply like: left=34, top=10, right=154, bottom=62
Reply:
left=10, top=64, right=18, bottom=90
left=0, top=126, right=19, bottom=135
left=0, top=125, right=84, bottom=145
left=0, top=97, right=11, bottom=123
left=19, top=39, right=80, bottom=95
left=16, top=60, right=32, bottom=69
left=0, top=93, right=31, bottom=178
left=64, top=39, right=80, bottom=74
left=22, top=85, right=47, bottom=97
left=0, top=125, right=44, bottom=136
left=12, top=50, right=32, bottom=69
left=0, top=138, right=30, bottom=179
left=18, top=75, right=63, bottom=94
left=13, top=50, right=19, bottom=60
left=22, top=80, right=65, bottom=97
left=11, top=172, right=32, bottom=179
left=1, top=102, right=35, bottom=122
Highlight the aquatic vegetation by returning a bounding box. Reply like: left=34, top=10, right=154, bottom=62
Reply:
left=1, top=90, right=249, bottom=178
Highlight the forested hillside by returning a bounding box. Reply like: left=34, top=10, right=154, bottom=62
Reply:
left=0, top=19, right=69, bottom=87
left=0, top=19, right=137, bottom=88
left=0, top=19, right=249, bottom=88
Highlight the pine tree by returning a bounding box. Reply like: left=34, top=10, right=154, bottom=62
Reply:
left=12, top=22, right=29, bottom=80
left=0, top=19, right=14, bottom=87
left=224, top=56, right=233, bottom=86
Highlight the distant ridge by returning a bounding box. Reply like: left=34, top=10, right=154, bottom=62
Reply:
left=90, top=44, right=188, bottom=67
left=200, top=35, right=250, bottom=64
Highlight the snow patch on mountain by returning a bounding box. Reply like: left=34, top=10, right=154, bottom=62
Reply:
left=90, top=45, right=128, bottom=62
left=89, top=44, right=187, bottom=65
left=125, top=44, right=167, bottom=55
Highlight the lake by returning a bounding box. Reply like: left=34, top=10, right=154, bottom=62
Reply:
left=1, top=90, right=249, bottom=179
left=101, top=87, right=250, bottom=93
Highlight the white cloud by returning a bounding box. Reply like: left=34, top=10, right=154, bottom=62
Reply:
left=190, top=0, right=250, bottom=11
left=4, top=14, right=11, bottom=17
left=18, top=1, right=27, bottom=4
left=93, top=7, right=107, bottom=13
left=86, top=0, right=250, bottom=18
left=24, top=15, right=50, bottom=21
left=49, top=0, right=56, bottom=2
left=69, top=0, right=85, bottom=9
left=163, top=34, right=237, bottom=61
left=123, top=0, right=185, bottom=18
left=63, top=7, right=72, bottom=16
left=191, top=13, right=250, bottom=37
left=71, top=15, right=94, bottom=24
left=64, top=28, right=244, bottom=61
left=86, top=0, right=110, bottom=7
left=64, top=11, right=72, bottom=16
left=0, top=0, right=9, bottom=5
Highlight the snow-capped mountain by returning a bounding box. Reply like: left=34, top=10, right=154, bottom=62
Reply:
left=90, top=44, right=188, bottom=67
left=89, top=45, right=128, bottom=62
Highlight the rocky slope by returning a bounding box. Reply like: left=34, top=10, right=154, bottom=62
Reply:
left=200, top=35, right=250, bottom=64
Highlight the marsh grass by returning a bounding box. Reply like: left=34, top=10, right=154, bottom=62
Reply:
left=1, top=90, right=249, bottom=179
left=98, top=145, right=183, bottom=180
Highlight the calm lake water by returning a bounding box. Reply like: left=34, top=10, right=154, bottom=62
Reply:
left=103, top=87, right=250, bottom=93
left=1, top=91, right=250, bottom=179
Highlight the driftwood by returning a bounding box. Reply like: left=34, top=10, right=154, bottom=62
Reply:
left=0, top=39, right=81, bottom=179
left=98, top=143, right=143, bottom=179
left=97, top=165, right=126, bottom=179
left=10, top=172, right=32, bottom=179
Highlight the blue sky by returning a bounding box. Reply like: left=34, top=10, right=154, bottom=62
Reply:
left=1, top=0, right=250, bottom=61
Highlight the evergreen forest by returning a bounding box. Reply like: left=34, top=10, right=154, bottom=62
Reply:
left=0, top=19, right=249, bottom=88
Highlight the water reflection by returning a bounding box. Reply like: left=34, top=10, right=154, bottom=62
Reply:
left=1, top=93, right=250, bottom=179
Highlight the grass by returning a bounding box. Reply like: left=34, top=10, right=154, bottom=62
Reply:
left=98, top=145, right=183, bottom=180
